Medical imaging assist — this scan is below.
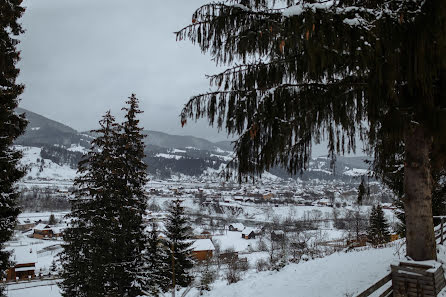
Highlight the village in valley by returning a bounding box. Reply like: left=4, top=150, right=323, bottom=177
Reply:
left=3, top=1, right=445, bottom=296
left=4, top=171, right=400, bottom=296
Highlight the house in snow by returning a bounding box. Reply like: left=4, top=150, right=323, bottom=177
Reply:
left=271, top=230, right=285, bottom=241
left=6, top=246, right=37, bottom=281
left=32, top=224, right=65, bottom=239
left=15, top=218, right=35, bottom=231
left=191, top=239, right=215, bottom=261
left=263, top=193, right=274, bottom=200
left=241, top=227, right=257, bottom=239
left=228, top=223, right=245, bottom=232
left=32, top=224, right=53, bottom=239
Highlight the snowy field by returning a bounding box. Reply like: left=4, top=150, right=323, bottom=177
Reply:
left=9, top=242, right=446, bottom=297
left=7, top=281, right=61, bottom=297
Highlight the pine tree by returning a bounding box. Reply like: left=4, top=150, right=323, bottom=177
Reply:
left=60, top=111, right=120, bottom=297
left=48, top=214, right=57, bottom=225
left=0, top=2, right=27, bottom=295
left=107, top=94, right=149, bottom=296
left=357, top=176, right=366, bottom=206
left=61, top=96, right=151, bottom=297
left=164, top=199, right=195, bottom=295
left=176, top=0, right=446, bottom=261
left=141, top=222, right=170, bottom=296
left=368, top=204, right=391, bottom=245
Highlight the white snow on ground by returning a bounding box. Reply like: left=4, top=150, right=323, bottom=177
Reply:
left=155, top=153, right=183, bottom=160
left=15, top=146, right=77, bottom=181
left=343, top=168, right=369, bottom=177
left=197, top=243, right=406, bottom=297
left=7, top=282, right=61, bottom=297
left=213, top=231, right=256, bottom=252
left=170, top=148, right=186, bottom=154
left=5, top=242, right=409, bottom=297
left=210, top=154, right=233, bottom=162
left=66, top=144, right=87, bottom=153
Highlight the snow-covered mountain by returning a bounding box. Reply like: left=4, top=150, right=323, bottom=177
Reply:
left=15, top=107, right=371, bottom=182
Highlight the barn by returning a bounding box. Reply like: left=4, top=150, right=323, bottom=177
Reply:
left=191, top=239, right=215, bottom=261
left=32, top=224, right=53, bottom=239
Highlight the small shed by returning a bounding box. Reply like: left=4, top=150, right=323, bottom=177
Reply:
left=228, top=223, right=245, bottom=232
left=191, top=239, right=215, bottom=261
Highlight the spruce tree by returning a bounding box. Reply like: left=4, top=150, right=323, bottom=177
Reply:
left=108, top=94, right=149, bottom=296
left=60, top=111, right=120, bottom=297
left=141, top=222, right=170, bottom=296
left=368, top=204, right=391, bottom=245
left=61, top=96, right=150, bottom=297
left=176, top=0, right=446, bottom=261
left=0, top=2, right=27, bottom=295
left=164, top=199, right=195, bottom=295
left=357, top=176, right=366, bottom=206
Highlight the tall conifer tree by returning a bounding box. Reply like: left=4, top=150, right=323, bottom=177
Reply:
left=61, top=95, right=149, bottom=296
left=108, top=94, right=149, bottom=296
left=0, top=2, right=27, bottom=294
left=141, top=222, right=170, bottom=296
left=368, top=204, right=391, bottom=245
left=164, top=199, right=194, bottom=296
left=60, top=111, right=120, bottom=297
left=177, top=0, right=446, bottom=261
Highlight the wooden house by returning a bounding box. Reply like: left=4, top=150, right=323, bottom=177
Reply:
left=271, top=230, right=285, bottom=241
left=191, top=239, right=215, bottom=261
left=241, top=227, right=256, bottom=239
left=263, top=193, right=274, bottom=200
left=228, top=223, right=245, bottom=232
left=15, top=219, right=35, bottom=231
left=33, top=224, right=53, bottom=239
left=6, top=247, right=37, bottom=281
left=32, top=224, right=65, bottom=239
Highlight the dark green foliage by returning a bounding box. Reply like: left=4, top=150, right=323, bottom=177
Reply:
left=357, top=176, right=366, bottom=206
left=177, top=0, right=446, bottom=260
left=40, top=145, right=83, bottom=169
left=0, top=1, right=27, bottom=295
left=48, top=214, right=57, bottom=225
left=60, top=95, right=149, bottom=297
left=108, top=94, right=149, bottom=296
left=142, top=222, right=170, bottom=296
left=164, top=199, right=195, bottom=290
left=60, top=111, right=119, bottom=297
left=177, top=0, right=446, bottom=178
left=368, top=204, right=391, bottom=245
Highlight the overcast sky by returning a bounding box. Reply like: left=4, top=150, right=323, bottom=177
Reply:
left=17, top=0, right=366, bottom=156
left=17, top=0, right=232, bottom=141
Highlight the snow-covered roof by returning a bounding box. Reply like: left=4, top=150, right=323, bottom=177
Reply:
left=33, top=223, right=51, bottom=231
left=192, top=239, right=215, bottom=252
left=229, top=223, right=245, bottom=230
left=8, top=246, right=37, bottom=265
left=242, top=227, right=256, bottom=235
left=51, top=226, right=66, bottom=234
left=272, top=230, right=285, bottom=235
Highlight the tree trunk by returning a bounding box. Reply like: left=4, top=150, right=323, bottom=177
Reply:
left=404, top=123, right=436, bottom=261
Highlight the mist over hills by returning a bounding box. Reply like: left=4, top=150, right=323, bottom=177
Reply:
left=14, top=107, right=371, bottom=181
